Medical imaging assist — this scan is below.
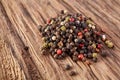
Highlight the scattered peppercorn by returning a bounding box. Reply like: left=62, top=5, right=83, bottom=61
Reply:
left=24, top=46, right=29, bottom=51
left=69, top=71, right=76, bottom=76
left=65, top=64, right=71, bottom=70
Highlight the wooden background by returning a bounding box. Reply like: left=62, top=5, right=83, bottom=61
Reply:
left=0, top=0, right=120, bottom=80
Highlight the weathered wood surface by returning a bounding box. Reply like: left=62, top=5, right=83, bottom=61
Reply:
left=0, top=0, right=120, bottom=80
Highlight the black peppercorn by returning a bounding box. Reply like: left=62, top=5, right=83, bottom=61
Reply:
left=61, top=31, right=66, bottom=35
left=65, top=64, right=71, bottom=70
left=61, top=10, right=65, bottom=14
left=82, top=57, right=86, bottom=62
left=101, top=50, right=107, bottom=57
left=38, top=25, right=43, bottom=32
left=24, top=46, right=29, bottom=51
left=61, top=52, right=66, bottom=57
left=69, top=71, right=76, bottom=76
left=92, top=57, right=97, bottom=62
left=54, top=54, right=59, bottom=59
left=87, top=52, right=93, bottom=59
left=67, top=44, right=72, bottom=49
left=73, top=51, right=79, bottom=56
left=81, top=21, right=87, bottom=28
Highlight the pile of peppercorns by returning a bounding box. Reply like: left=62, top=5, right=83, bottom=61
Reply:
left=38, top=10, right=114, bottom=63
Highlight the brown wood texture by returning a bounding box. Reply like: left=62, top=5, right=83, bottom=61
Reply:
left=0, top=0, right=120, bottom=80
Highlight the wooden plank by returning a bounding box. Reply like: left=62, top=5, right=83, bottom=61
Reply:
left=0, top=0, right=120, bottom=80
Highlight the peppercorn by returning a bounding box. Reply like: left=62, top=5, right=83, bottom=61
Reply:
left=92, top=57, right=97, bottom=62
left=107, top=41, right=114, bottom=48
left=69, top=29, right=73, bottom=33
left=78, top=54, right=84, bottom=60
left=61, top=26, right=66, bottom=31
left=57, top=49, right=62, bottom=55
left=69, top=71, right=76, bottom=76
left=81, top=22, right=87, bottom=28
left=64, top=23, right=69, bottom=28
left=61, top=10, right=65, bottom=14
left=95, top=48, right=100, bottom=53
left=87, top=52, right=93, bottom=59
left=72, top=56, right=78, bottom=62
left=38, top=25, right=43, bottom=32
left=61, top=52, right=66, bottom=57
left=92, top=43, right=96, bottom=49
left=61, top=31, right=66, bottom=35
left=54, top=54, right=59, bottom=59
left=79, top=43, right=84, bottom=48
left=91, top=25, right=96, bottom=29
left=75, top=20, right=80, bottom=26
left=82, top=57, right=87, bottom=62
left=101, top=50, right=107, bottom=57
left=42, top=43, right=49, bottom=49
left=65, top=16, right=70, bottom=22
left=41, top=50, right=47, bottom=55
left=58, top=41, right=63, bottom=47
left=24, top=46, right=29, bottom=51
left=67, top=44, right=72, bottom=49
left=85, top=60, right=91, bottom=65
left=65, top=64, right=71, bottom=70
left=105, top=40, right=114, bottom=48
left=97, top=44, right=102, bottom=49
left=69, top=17, right=75, bottom=22
left=58, top=55, right=63, bottom=59
left=79, top=50, right=84, bottom=54
left=92, top=53, right=98, bottom=58
left=52, top=36, right=56, bottom=41
left=102, top=35, right=106, bottom=41
left=78, top=32, right=82, bottom=36
left=74, top=38, right=81, bottom=44
left=84, top=32, right=90, bottom=38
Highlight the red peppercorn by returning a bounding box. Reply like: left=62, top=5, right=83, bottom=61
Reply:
left=57, top=49, right=62, bottom=55
left=79, top=15, right=83, bottom=21
left=78, top=54, right=84, bottom=60
left=84, top=28, right=88, bottom=32
left=69, top=18, right=75, bottom=22
left=47, top=19, right=51, bottom=24
left=78, top=32, right=82, bottom=36
left=97, top=44, right=102, bottom=49
left=79, top=43, right=84, bottom=48
left=95, top=31, right=100, bottom=36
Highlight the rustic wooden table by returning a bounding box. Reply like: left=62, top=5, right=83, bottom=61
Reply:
left=0, top=0, right=120, bottom=80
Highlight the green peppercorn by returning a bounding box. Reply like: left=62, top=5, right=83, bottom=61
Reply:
left=107, top=42, right=114, bottom=48
left=61, top=26, right=66, bottom=31
left=92, top=43, right=96, bottom=49
left=92, top=53, right=98, bottom=58
left=42, top=43, right=49, bottom=49
left=65, top=16, right=70, bottom=22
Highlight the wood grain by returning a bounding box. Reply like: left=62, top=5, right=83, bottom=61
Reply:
left=0, top=0, right=120, bottom=80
